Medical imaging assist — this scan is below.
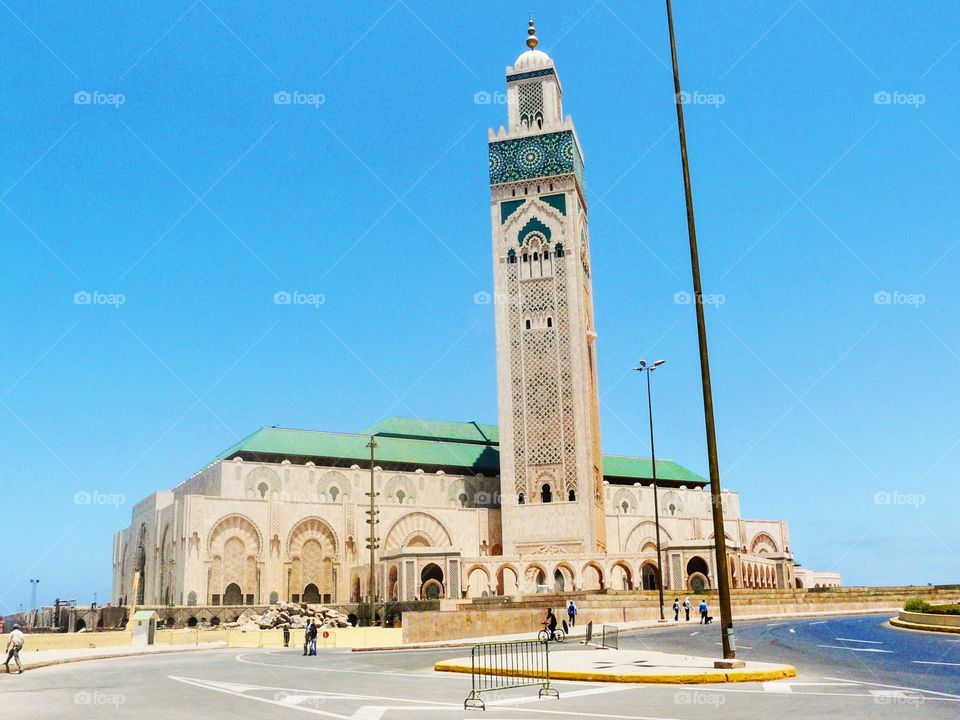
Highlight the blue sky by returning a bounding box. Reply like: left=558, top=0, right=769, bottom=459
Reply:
left=2, top=1, right=958, bottom=610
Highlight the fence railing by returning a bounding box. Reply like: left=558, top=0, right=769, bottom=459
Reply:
left=464, top=639, right=559, bottom=710
left=600, top=625, right=619, bottom=650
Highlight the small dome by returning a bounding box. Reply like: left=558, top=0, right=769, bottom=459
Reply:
left=514, top=16, right=551, bottom=70
left=514, top=48, right=551, bottom=70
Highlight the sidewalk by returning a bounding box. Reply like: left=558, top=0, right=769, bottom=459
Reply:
left=435, top=649, right=796, bottom=684
left=0, top=642, right=228, bottom=675
left=357, top=606, right=899, bottom=652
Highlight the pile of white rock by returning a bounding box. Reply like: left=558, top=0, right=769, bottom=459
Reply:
left=221, top=601, right=352, bottom=631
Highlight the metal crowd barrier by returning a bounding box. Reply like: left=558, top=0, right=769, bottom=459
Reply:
left=600, top=625, right=619, bottom=650
left=464, top=639, right=560, bottom=710
left=582, top=620, right=593, bottom=645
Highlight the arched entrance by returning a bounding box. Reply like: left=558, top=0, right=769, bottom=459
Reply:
left=223, top=582, right=243, bottom=605
left=496, top=565, right=518, bottom=596
left=641, top=563, right=659, bottom=590
left=420, top=563, right=444, bottom=599
left=611, top=562, right=633, bottom=590
left=303, top=583, right=320, bottom=604
left=581, top=563, right=604, bottom=591
left=388, top=565, right=399, bottom=601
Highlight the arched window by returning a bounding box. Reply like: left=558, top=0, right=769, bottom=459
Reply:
left=396, top=489, right=405, bottom=504
left=541, top=484, right=552, bottom=503
left=546, top=317, right=553, bottom=328
left=518, top=493, right=525, bottom=505
left=554, top=242, right=564, bottom=258
left=257, top=482, right=268, bottom=498
left=525, top=319, right=531, bottom=330
left=568, top=489, right=576, bottom=501
left=330, top=486, right=339, bottom=502
left=507, top=249, right=517, bottom=264
left=621, top=500, right=629, bottom=514
left=458, top=493, right=468, bottom=507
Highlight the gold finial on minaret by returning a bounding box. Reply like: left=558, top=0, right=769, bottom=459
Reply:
left=526, top=15, right=538, bottom=49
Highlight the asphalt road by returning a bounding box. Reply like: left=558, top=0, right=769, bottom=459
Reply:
left=0, top=613, right=956, bottom=719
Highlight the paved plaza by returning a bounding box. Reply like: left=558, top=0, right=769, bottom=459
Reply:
left=2, top=614, right=957, bottom=719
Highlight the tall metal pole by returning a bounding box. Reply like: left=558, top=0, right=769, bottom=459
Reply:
left=29, top=579, right=39, bottom=611
left=644, top=369, right=666, bottom=621
left=365, top=437, right=379, bottom=628
left=665, top=0, right=735, bottom=658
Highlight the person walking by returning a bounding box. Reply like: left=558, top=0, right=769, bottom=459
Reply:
left=4, top=624, right=24, bottom=674
left=683, top=596, right=692, bottom=622
left=566, top=600, right=577, bottom=628
left=308, top=621, right=318, bottom=656
left=672, top=598, right=680, bottom=622
left=303, top=619, right=313, bottom=656
left=282, top=624, right=290, bottom=648
left=699, top=599, right=708, bottom=624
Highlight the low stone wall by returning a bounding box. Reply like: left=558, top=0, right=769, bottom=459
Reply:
left=894, top=610, right=960, bottom=630
left=0, top=631, right=132, bottom=652
left=402, top=588, right=950, bottom=644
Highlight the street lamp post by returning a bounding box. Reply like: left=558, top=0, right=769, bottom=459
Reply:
left=365, top=437, right=380, bottom=628
left=29, top=579, right=39, bottom=612
left=635, top=360, right=666, bottom=621
left=664, top=0, right=735, bottom=658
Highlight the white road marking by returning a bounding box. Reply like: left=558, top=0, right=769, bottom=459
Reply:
left=816, top=644, right=893, bottom=653
left=788, top=628, right=796, bottom=634
left=689, top=631, right=699, bottom=636
left=713, top=642, right=753, bottom=649
left=488, top=686, right=632, bottom=706
left=912, top=660, right=960, bottom=667
left=173, top=674, right=684, bottom=719
left=823, top=675, right=960, bottom=701
left=835, top=637, right=883, bottom=644
left=765, top=622, right=787, bottom=627
left=762, top=682, right=793, bottom=693
left=807, top=621, right=828, bottom=625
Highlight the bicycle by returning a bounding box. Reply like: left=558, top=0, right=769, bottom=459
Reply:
left=537, top=623, right=565, bottom=642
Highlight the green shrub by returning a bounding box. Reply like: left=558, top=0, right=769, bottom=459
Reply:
left=926, top=603, right=960, bottom=616
left=903, top=598, right=931, bottom=613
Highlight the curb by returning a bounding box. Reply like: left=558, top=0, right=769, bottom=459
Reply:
left=0, top=645, right=228, bottom=675
left=889, top=617, right=960, bottom=635
left=433, top=660, right=797, bottom=684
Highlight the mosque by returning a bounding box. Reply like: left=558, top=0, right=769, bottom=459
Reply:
left=112, top=20, right=839, bottom=612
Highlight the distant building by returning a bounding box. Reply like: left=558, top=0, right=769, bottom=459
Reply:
left=113, top=20, right=837, bottom=609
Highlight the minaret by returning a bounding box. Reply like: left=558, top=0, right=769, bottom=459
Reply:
left=490, top=19, right=606, bottom=555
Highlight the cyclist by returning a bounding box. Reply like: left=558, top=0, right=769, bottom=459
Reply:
left=543, top=608, right=558, bottom=641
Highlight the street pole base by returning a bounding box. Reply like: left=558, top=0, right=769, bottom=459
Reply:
left=714, top=659, right=745, bottom=669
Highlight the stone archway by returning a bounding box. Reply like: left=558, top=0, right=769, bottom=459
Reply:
left=303, top=583, right=321, bottom=604
left=496, top=565, right=519, bottom=596
left=420, top=563, right=444, bottom=599
left=581, top=562, right=604, bottom=591
left=610, top=561, right=633, bottom=590
left=641, top=562, right=659, bottom=590
left=224, top=582, right=243, bottom=605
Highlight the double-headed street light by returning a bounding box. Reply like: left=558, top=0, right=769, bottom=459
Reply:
left=635, top=359, right=666, bottom=621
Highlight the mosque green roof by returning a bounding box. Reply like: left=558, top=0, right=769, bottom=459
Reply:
left=201, top=417, right=706, bottom=486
